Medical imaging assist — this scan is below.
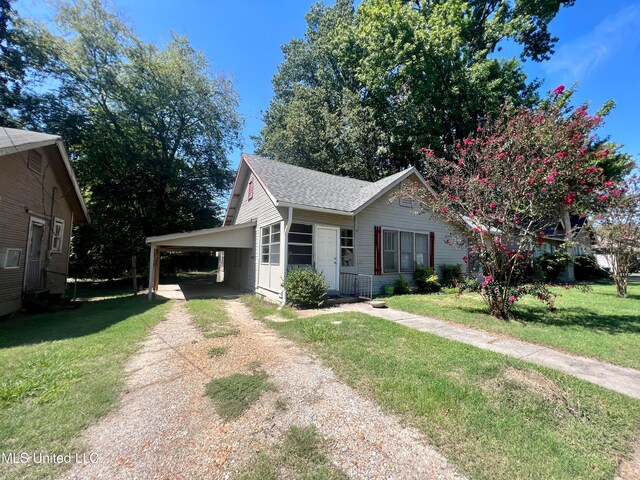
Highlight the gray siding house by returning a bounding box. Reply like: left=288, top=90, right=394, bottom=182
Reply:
left=0, top=128, right=89, bottom=316
left=147, top=154, right=466, bottom=303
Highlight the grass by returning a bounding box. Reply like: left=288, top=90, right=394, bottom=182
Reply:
left=208, top=346, right=229, bottom=357
left=243, top=296, right=640, bottom=480
left=0, top=296, right=170, bottom=480
left=206, top=369, right=276, bottom=420
left=237, top=425, right=347, bottom=480
left=386, top=281, right=640, bottom=369
left=186, top=298, right=239, bottom=337
left=241, top=294, right=297, bottom=321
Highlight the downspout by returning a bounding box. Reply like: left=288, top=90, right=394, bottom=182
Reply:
left=280, top=206, right=293, bottom=308
left=354, top=214, right=358, bottom=270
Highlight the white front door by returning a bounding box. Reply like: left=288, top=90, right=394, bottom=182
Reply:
left=315, top=226, right=339, bottom=290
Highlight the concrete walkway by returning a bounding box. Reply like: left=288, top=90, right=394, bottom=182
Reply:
left=339, top=303, right=640, bottom=400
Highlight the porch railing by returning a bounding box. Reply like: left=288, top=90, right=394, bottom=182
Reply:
left=339, top=272, right=374, bottom=300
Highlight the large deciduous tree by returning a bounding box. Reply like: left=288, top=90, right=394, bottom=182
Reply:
left=43, top=0, right=242, bottom=278
left=400, top=88, right=625, bottom=319
left=596, top=175, right=640, bottom=298
left=257, top=0, right=579, bottom=180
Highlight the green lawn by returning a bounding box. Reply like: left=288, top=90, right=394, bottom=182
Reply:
left=244, top=297, right=640, bottom=480
left=386, top=282, right=640, bottom=370
left=0, top=296, right=169, bottom=480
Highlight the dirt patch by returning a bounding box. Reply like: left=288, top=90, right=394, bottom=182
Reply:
left=616, top=439, right=640, bottom=480
left=503, top=367, right=566, bottom=401
left=65, top=299, right=463, bottom=480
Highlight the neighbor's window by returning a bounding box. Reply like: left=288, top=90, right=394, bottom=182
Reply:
left=400, top=231, right=415, bottom=271
left=261, top=223, right=281, bottom=265
left=383, top=230, right=398, bottom=272
left=2, top=248, right=22, bottom=269
left=341, top=229, right=354, bottom=267
left=248, top=179, right=254, bottom=201
left=51, top=218, right=64, bottom=253
left=288, top=223, right=313, bottom=267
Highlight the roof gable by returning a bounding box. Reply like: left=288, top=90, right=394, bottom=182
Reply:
left=225, top=154, right=425, bottom=220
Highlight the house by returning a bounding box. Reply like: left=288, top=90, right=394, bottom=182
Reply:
left=536, top=215, right=593, bottom=281
left=0, top=127, right=89, bottom=316
left=146, top=154, right=466, bottom=303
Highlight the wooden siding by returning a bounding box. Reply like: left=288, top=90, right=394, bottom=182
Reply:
left=0, top=145, right=75, bottom=315
left=233, top=171, right=283, bottom=300
left=355, top=178, right=467, bottom=295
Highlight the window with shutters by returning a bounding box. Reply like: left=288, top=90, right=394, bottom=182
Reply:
left=382, top=229, right=431, bottom=273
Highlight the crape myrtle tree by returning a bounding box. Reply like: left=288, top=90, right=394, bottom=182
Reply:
left=596, top=175, right=640, bottom=298
left=399, top=86, right=629, bottom=319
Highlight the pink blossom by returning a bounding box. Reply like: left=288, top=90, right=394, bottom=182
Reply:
left=595, top=149, right=610, bottom=158
left=527, top=178, right=534, bottom=184
left=462, top=256, right=468, bottom=263
left=476, top=126, right=482, bottom=132
left=564, top=192, right=576, bottom=205
left=599, top=194, right=609, bottom=201
left=508, top=296, right=517, bottom=303
left=553, top=85, right=565, bottom=95
left=545, top=175, right=555, bottom=183
left=479, top=178, right=487, bottom=184
left=603, top=181, right=615, bottom=188
left=489, top=202, right=497, bottom=209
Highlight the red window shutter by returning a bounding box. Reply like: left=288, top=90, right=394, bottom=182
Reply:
left=429, top=232, right=435, bottom=268
left=374, top=226, right=382, bottom=275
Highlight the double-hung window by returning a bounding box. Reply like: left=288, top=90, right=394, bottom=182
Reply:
left=261, top=223, right=281, bottom=265
left=51, top=218, right=64, bottom=253
left=383, top=229, right=430, bottom=273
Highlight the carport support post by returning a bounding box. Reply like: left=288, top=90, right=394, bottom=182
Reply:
left=148, top=245, right=157, bottom=300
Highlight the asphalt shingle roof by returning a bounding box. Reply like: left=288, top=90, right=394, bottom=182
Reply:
left=244, top=154, right=413, bottom=213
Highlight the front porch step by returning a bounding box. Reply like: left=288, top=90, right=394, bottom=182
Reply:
left=325, top=295, right=366, bottom=306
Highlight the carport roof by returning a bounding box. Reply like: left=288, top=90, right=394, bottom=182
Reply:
left=146, top=221, right=256, bottom=249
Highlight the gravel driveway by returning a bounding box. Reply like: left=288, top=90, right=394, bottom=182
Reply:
left=64, top=299, right=463, bottom=480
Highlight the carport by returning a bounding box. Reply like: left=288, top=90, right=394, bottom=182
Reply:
left=145, top=221, right=256, bottom=300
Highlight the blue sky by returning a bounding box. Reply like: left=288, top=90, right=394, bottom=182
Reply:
left=17, top=0, right=640, bottom=172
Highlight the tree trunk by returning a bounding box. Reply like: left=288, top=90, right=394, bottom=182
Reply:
left=615, top=276, right=628, bottom=298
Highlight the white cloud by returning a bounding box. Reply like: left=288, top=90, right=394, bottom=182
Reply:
left=544, top=4, right=640, bottom=83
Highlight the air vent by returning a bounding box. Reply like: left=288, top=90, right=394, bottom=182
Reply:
left=28, top=150, right=43, bottom=174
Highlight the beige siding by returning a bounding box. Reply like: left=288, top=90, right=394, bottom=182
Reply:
left=233, top=172, right=283, bottom=298
left=0, top=146, right=75, bottom=315
left=355, top=180, right=467, bottom=295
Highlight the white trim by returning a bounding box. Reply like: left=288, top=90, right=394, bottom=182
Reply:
left=1, top=248, right=22, bottom=269
left=50, top=217, right=65, bottom=253
left=314, top=225, right=340, bottom=291
left=146, top=221, right=257, bottom=245
left=24, top=216, right=46, bottom=290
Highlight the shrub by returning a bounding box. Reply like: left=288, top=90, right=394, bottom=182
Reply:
left=534, top=250, right=574, bottom=283
left=283, top=267, right=329, bottom=308
left=394, top=275, right=411, bottom=295
left=414, top=264, right=441, bottom=293
left=574, top=255, right=610, bottom=281
left=440, top=264, right=463, bottom=287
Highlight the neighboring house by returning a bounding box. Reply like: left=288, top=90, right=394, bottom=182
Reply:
left=147, top=154, right=465, bottom=303
left=536, top=215, right=593, bottom=281
left=0, top=128, right=89, bottom=316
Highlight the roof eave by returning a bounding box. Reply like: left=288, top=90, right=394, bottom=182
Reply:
left=146, top=220, right=257, bottom=245
left=276, top=201, right=354, bottom=216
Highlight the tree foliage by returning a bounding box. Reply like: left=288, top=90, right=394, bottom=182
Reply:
left=257, top=0, right=577, bottom=180
left=400, top=88, right=621, bottom=319
left=0, top=0, right=55, bottom=126
left=21, top=0, right=242, bottom=278
left=596, top=175, right=640, bottom=298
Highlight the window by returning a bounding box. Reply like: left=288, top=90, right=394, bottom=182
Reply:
left=288, top=223, right=313, bottom=266
left=28, top=150, right=43, bottom=173
left=400, top=232, right=414, bottom=271
left=1, top=248, right=22, bottom=269
left=248, top=179, right=254, bottom=201
left=340, top=229, right=354, bottom=267
left=383, top=229, right=430, bottom=272
left=383, top=230, right=398, bottom=272
left=261, top=223, right=281, bottom=265
left=51, top=218, right=64, bottom=253
left=415, top=234, right=429, bottom=266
